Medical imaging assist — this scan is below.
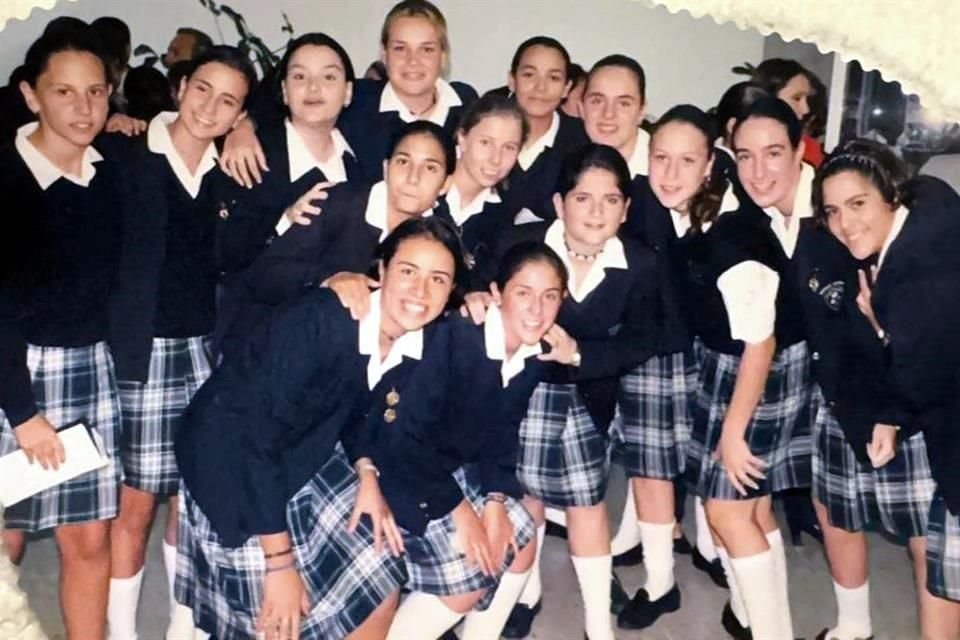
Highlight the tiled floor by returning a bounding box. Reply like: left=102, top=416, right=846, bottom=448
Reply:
left=17, top=468, right=921, bottom=639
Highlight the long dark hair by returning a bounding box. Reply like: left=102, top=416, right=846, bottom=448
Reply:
left=812, top=138, right=909, bottom=224
left=714, top=81, right=771, bottom=145
left=386, top=120, right=457, bottom=175
left=457, top=92, right=529, bottom=146
left=732, top=95, right=803, bottom=150
left=509, top=36, right=571, bottom=78
left=652, top=104, right=726, bottom=233
left=556, top=142, right=632, bottom=199
left=495, top=241, right=568, bottom=292
left=21, top=24, right=109, bottom=87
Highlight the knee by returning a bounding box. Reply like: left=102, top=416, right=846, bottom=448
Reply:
left=511, top=540, right=536, bottom=573
left=441, top=591, right=483, bottom=615
left=704, top=501, right=748, bottom=538
left=2, top=530, right=26, bottom=565
left=56, top=522, right=110, bottom=563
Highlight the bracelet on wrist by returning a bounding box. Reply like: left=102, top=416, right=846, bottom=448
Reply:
left=265, top=561, right=296, bottom=574
left=263, top=547, right=293, bottom=560
left=357, top=462, right=380, bottom=477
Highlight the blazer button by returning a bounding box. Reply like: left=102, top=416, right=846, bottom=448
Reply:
left=811, top=351, right=821, bottom=361
left=419, top=502, right=428, bottom=509
left=828, top=400, right=837, bottom=409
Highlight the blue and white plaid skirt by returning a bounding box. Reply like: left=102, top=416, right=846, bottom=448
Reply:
left=812, top=393, right=934, bottom=537
left=610, top=350, right=697, bottom=480
left=403, top=466, right=535, bottom=610
left=175, top=447, right=406, bottom=639
left=118, top=336, right=213, bottom=495
left=0, top=342, right=122, bottom=531
left=686, top=340, right=814, bottom=501
left=517, top=382, right=609, bottom=507
left=926, top=492, right=960, bottom=602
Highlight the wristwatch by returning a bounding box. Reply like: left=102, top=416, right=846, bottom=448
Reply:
left=570, top=350, right=582, bottom=368
left=877, top=328, right=891, bottom=347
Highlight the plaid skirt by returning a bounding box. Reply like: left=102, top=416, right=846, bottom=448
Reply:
left=926, top=492, right=960, bottom=602
left=686, top=340, right=814, bottom=501
left=812, top=394, right=934, bottom=537
left=403, top=466, right=535, bottom=610
left=175, top=448, right=406, bottom=640
left=610, top=350, right=697, bottom=480
left=0, top=342, right=122, bottom=531
left=517, top=382, right=609, bottom=507
left=118, top=336, right=213, bottom=495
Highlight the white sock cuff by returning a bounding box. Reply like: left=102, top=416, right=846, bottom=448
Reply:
left=111, top=567, right=145, bottom=586
left=387, top=592, right=464, bottom=640
left=695, top=499, right=718, bottom=561
left=765, top=528, right=784, bottom=549
left=729, top=549, right=774, bottom=572
left=833, top=579, right=869, bottom=596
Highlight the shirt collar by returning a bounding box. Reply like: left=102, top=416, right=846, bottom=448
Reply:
left=379, top=78, right=462, bottom=126
left=517, top=111, right=560, bottom=171
left=364, top=180, right=433, bottom=242
left=626, top=128, right=651, bottom=177
left=483, top=304, right=542, bottom=387
left=762, top=163, right=814, bottom=257
left=357, top=289, right=425, bottom=389
left=543, top=218, right=628, bottom=302
left=15, top=122, right=103, bottom=190
left=445, top=183, right=501, bottom=227
left=285, top=119, right=355, bottom=184
left=672, top=185, right=739, bottom=236
left=147, top=111, right=218, bottom=199
left=876, top=205, right=909, bottom=273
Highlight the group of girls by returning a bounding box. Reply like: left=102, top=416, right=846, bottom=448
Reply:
left=1, top=2, right=957, bottom=640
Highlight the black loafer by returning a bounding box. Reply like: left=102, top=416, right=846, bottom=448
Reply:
left=814, top=628, right=874, bottom=640
left=616, top=585, right=681, bottom=630
left=721, top=601, right=752, bottom=640
left=612, top=542, right=644, bottom=567
left=692, top=547, right=729, bottom=588
left=501, top=600, right=542, bottom=639
left=673, top=534, right=694, bottom=555
left=439, top=630, right=459, bottom=640
left=611, top=572, right=630, bottom=615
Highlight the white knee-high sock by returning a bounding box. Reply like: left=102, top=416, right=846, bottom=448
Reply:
left=638, top=520, right=676, bottom=600
left=695, top=499, right=718, bottom=561
left=518, top=524, right=546, bottom=607
left=571, top=555, right=614, bottom=640
left=163, top=541, right=178, bottom=609
left=461, top=569, right=531, bottom=640
left=610, top=483, right=642, bottom=555
left=166, top=602, right=208, bottom=640
left=717, top=546, right=749, bottom=627
left=545, top=506, right=567, bottom=527
left=766, top=529, right=793, bottom=636
left=828, top=580, right=872, bottom=640
left=108, top=568, right=144, bottom=640
left=386, top=592, right=464, bottom=640
left=730, top=550, right=788, bottom=639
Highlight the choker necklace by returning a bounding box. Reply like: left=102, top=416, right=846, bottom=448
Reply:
left=565, top=242, right=603, bottom=262
left=409, top=91, right=438, bottom=117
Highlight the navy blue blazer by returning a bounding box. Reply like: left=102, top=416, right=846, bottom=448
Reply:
left=218, top=122, right=363, bottom=274
left=368, top=315, right=545, bottom=534
left=338, top=79, right=478, bottom=181
left=176, top=288, right=440, bottom=547
left=432, top=193, right=513, bottom=289
left=499, top=113, right=589, bottom=222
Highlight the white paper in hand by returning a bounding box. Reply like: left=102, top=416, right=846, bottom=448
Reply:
left=0, top=422, right=108, bottom=507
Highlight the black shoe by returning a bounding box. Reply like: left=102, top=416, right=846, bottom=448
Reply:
left=721, top=601, right=752, bottom=640
left=673, top=533, right=693, bottom=555
left=814, top=629, right=874, bottom=640
left=616, top=585, right=681, bottom=630
left=692, top=547, right=729, bottom=588
left=782, top=489, right=824, bottom=547
left=610, top=572, right=630, bottom=615
left=612, top=541, right=643, bottom=567
left=787, top=519, right=824, bottom=546
left=501, top=600, right=541, bottom=639
left=439, top=630, right=459, bottom=640
left=544, top=520, right=568, bottom=539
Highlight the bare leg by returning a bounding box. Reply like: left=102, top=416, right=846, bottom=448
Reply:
left=814, top=499, right=868, bottom=587
left=110, top=484, right=158, bottom=578
left=56, top=519, right=112, bottom=640
left=2, top=529, right=25, bottom=565
left=910, top=536, right=960, bottom=640
left=346, top=590, right=401, bottom=640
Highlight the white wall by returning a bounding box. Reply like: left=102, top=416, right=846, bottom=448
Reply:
left=0, top=0, right=764, bottom=117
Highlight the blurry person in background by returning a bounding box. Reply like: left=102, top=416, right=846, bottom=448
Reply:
left=123, top=66, right=175, bottom=122
left=90, top=16, right=131, bottom=112
left=162, top=27, right=214, bottom=69
left=560, top=63, right=586, bottom=119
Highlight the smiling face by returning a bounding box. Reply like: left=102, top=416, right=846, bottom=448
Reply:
left=457, top=113, right=522, bottom=189
left=177, top=61, right=248, bottom=141
left=555, top=167, right=628, bottom=254
left=582, top=65, right=645, bottom=155
left=282, top=44, right=352, bottom=128
left=509, top=45, right=570, bottom=120
left=734, top=116, right=804, bottom=212
left=384, top=132, right=451, bottom=216
left=777, top=73, right=812, bottom=121
left=649, top=121, right=713, bottom=211
left=494, top=259, right=564, bottom=352
left=378, top=235, right=455, bottom=336
left=20, top=50, right=110, bottom=149
left=383, top=15, right=445, bottom=100
left=822, top=170, right=896, bottom=260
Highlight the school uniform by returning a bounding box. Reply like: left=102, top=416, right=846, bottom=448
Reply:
left=174, top=288, right=436, bottom=638
left=338, top=78, right=478, bottom=180
left=614, top=131, right=698, bottom=481
left=501, top=111, right=589, bottom=223
left=0, top=124, right=124, bottom=530
left=680, top=181, right=815, bottom=501
left=478, top=219, right=659, bottom=507
left=434, top=184, right=512, bottom=287
left=218, top=119, right=361, bottom=274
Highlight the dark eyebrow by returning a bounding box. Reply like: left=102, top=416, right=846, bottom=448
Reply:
left=845, top=192, right=869, bottom=204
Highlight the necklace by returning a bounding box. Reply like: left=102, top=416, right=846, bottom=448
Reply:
left=565, top=241, right=603, bottom=263
left=409, top=90, right=438, bottom=117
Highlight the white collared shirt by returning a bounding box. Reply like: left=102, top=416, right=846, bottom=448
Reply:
left=484, top=304, right=542, bottom=387
left=15, top=122, right=103, bottom=189
left=543, top=219, right=628, bottom=302
left=364, top=180, right=433, bottom=242
left=147, top=111, right=218, bottom=199
left=517, top=111, right=560, bottom=171
left=682, top=184, right=741, bottom=236
left=445, top=183, right=501, bottom=227
left=357, top=289, right=424, bottom=389
left=763, top=163, right=814, bottom=258
left=285, top=120, right=354, bottom=185
left=626, top=128, right=651, bottom=178
left=876, top=205, right=909, bottom=274
left=379, top=78, right=462, bottom=127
